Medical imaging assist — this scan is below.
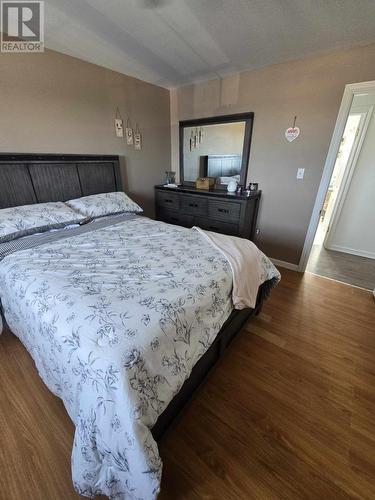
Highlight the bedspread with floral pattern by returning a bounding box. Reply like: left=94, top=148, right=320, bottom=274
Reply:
left=0, top=215, right=277, bottom=499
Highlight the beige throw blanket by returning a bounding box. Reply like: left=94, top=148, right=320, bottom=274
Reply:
left=194, top=227, right=280, bottom=309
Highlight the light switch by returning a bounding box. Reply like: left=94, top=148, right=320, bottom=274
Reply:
left=297, top=168, right=305, bottom=179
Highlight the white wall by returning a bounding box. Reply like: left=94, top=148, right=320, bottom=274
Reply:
left=328, top=100, right=375, bottom=259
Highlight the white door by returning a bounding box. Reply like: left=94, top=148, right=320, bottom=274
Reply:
left=322, top=112, right=365, bottom=246
left=325, top=104, right=375, bottom=258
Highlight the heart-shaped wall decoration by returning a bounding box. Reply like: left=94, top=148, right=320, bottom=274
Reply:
left=285, top=126, right=300, bottom=142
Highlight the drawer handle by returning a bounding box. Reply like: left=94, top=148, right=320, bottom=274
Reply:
left=218, top=208, right=229, bottom=213
left=189, top=203, right=198, bottom=208
left=164, top=199, right=173, bottom=203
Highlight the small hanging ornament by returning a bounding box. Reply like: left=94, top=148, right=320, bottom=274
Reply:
left=114, top=108, right=124, bottom=138
left=199, top=126, right=203, bottom=144
left=285, top=116, right=300, bottom=142
left=134, top=124, right=142, bottom=151
left=126, top=118, right=134, bottom=145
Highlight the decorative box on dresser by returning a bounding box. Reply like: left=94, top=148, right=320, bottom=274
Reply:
left=155, top=185, right=261, bottom=240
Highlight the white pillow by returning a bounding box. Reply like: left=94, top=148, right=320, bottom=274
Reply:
left=66, top=192, right=142, bottom=218
left=0, top=201, right=87, bottom=243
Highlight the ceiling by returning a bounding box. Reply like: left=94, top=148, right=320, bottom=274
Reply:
left=44, top=0, right=375, bottom=88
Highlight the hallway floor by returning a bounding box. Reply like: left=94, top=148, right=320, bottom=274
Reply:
left=307, top=244, right=375, bottom=290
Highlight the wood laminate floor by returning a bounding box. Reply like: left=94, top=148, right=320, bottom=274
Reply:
left=307, top=244, right=375, bottom=290
left=1, top=270, right=375, bottom=499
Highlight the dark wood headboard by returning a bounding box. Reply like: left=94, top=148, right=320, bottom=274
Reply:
left=0, top=154, right=122, bottom=209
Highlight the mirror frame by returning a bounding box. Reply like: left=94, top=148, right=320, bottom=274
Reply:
left=179, top=112, right=254, bottom=188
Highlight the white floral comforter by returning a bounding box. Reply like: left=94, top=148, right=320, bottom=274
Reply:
left=0, top=215, right=278, bottom=499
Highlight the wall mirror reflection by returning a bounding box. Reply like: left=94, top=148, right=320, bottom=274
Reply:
left=180, top=113, right=254, bottom=188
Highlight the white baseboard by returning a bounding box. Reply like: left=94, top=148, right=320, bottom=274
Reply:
left=326, top=244, right=375, bottom=260
left=271, top=258, right=300, bottom=271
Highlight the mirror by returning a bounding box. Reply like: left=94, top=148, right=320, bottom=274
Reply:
left=179, top=113, right=253, bottom=188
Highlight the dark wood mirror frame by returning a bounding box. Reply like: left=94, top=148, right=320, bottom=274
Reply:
left=179, top=112, right=254, bottom=189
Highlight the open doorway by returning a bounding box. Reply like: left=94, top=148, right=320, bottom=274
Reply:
left=301, top=82, right=375, bottom=290
left=312, top=112, right=364, bottom=247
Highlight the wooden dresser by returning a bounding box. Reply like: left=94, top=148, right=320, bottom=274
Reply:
left=155, top=185, right=261, bottom=240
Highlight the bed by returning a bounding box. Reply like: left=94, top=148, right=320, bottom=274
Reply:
left=0, top=154, right=279, bottom=499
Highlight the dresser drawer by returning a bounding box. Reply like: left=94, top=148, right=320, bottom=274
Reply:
left=208, top=199, right=241, bottom=222
left=181, top=195, right=208, bottom=216
left=156, top=190, right=180, bottom=210
left=158, top=209, right=193, bottom=228
left=194, top=216, right=239, bottom=236
left=154, top=185, right=261, bottom=241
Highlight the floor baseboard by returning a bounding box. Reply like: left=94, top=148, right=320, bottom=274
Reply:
left=326, top=244, right=375, bottom=260
left=271, top=258, right=299, bottom=271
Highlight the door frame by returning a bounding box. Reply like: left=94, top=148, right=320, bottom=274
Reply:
left=324, top=106, right=373, bottom=249
left=298, top=80, right=375, bottom=272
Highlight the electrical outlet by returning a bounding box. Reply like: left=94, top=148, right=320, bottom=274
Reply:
left=297, top=168, right=305, bottom=179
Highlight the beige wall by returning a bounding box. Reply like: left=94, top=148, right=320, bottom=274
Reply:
left=0, top=49, right=171, bottom=216
left=171, top=43, right=375, bottom=264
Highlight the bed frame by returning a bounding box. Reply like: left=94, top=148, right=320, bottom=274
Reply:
left=0, top=153, right=270, bottom=440
left=0, top=153, right=122, bottom=208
